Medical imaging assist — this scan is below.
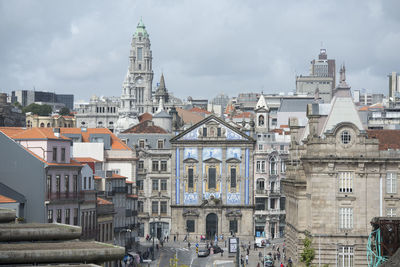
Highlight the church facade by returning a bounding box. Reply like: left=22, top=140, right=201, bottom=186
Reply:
left=170, top=115, right=255, bottom=240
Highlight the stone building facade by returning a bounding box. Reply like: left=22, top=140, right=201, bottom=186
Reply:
left=170, top=115, right=255, bottom=240
left=282, top=73, right=400, bottom=266
left=26, top=114, right=76, bottom=128
left=0, top=93, right=25, bottom=127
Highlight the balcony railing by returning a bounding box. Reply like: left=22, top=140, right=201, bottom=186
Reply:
left=46, top=192, right=84, bottom=201
left=269, top=189, right=281, bottom=195
left=256, top=189, right=267, bottom=195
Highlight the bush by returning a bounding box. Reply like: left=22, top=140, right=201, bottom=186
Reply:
left=300, top=235, right=315, bottom=267
left=23, top=103, right=52, bottom=116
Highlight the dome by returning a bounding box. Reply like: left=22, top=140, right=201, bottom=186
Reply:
left=115, top=112, right=139, bottom=134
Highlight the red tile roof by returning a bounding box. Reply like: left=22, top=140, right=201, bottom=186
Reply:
left=0, top=195, right=17, bottom=203
left=189, top=107, right=211, bottom=114
left=60, top=128, right=131, bottom=150
left=367, top=130, right=400, bottom=150
left=97, top=197, right=112, bottom=205
left=138, top=112, right=153, bottom=123
left=176, top=108, right=203, bottom=125
left=107, top=173, right=127, bottom=179
left=94, top=176, right=102, bottom=180
left=0, top=127, right=70, bottom=141
left=233, top=112, right=252, bottom=119
left=122, top=120, right=167, bottom=134
left=127, top=194, right=138, bottom=199
left=125, top=180, right=134, bottom=184
left=74, top=157, right=101, bottom=163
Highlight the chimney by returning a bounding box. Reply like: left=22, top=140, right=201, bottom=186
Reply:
left=53, top=128, right=60, bottom=137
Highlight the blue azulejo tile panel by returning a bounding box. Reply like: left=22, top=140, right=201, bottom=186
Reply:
left=184, top=193, right=198, bottom=205
left=226, top=147, right=241, bottom=160
left=184, top=147, right=198, bottom=159
left=227, top=193, right=241, bottom=205
left=203, top=148, right=222, bottom=161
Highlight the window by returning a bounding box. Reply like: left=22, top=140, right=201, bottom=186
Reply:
left=270, top=157, right=277, bottom=175
left=339, top=172, right=353, bottom=193
left=74, top=208, right=78, bottom=225
left=160, top=201, right=167, bottom=214
left=137, top=47, right=143, bottom=60
left=341, top=131, right=351, bottom=144
left=40, top=122, right=45, bottom=127
left=161, top=179, right=167, bottom=191
left=280, top=145, right=285, bottom=151
left=84, top=177, right=87, bottom=190
left=88, top=176, right=91, bottom=189
left=65, top=209, right=70, bottom=224
left=73, top=175, right=78, bottom=192
left=281, top=161, right=286, bottom=173
left=203, top=128, right=207, bottom=137
left=339, top=207, right=353, bottom=230
left=57, top=209, right=62, bottom=223
left=152, top=179, right=159, bottom=191
left=272, top=118, right=277, bottom=126
left=230, top=168, right=237, bottom=188
left=256, top=161, right=266, bottom=173
left=47, top=175, right=52, bottom=197
left=64, top=175, right=69, bottom=193
left=47, top=209, right=53, bottom=223
left=337, top=246, right=354, bottom=267
left=138, top=160, right=144, bottom=171
left=256, top=179, right=265, bottom=191
left=208, top=167, right=216, bottom=189
left=138, top=201, right=144, bottom=212
left=387, top=208, right=397, bottom=217
left=255, top=198, right=266, bottom=210
left=56, top=175, right=61, bottom=194
left=139, top=140, right=145, bottom=149
left=152, top=201, right=158, bottom=214
left=258, top=144, right=263, bottom=150
left=61, top=148, right=66, bottom=162
left=161, top=161, right=167, bottom=171
left=229, top=220, right=238, bottom=233
left=53, top=147, right=57, bottom=162
left=386, top=172, right=397, bottom=194
left=270, top=198, right=276, bottom=209
left=217, top=128, right=221, bottom=137
left=188, top=168, right=194, bottom=188
left=137, top=180, right=144, bottom=191
left=152, top=161, right=159, bottom=171
left=187, top=220, right=195, bottom=232
left=158, top=140, right=164, bottom=149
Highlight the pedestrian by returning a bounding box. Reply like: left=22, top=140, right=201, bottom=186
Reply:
left=167, top=235, right=169, bottom=242
left=224, top=240, right=227, bottom=247
left=247, top=248, right=249, bottom=255
left=288, top=257, right=293, bottom=267
left=277, top=252, right=281, bottom=261
left=188, top=242, right=191, bottom=249
left=240, top=256, right=244, bottom=267
left=257, top=263, right=260, bottom=267
left=245, top=254, right=249, bottom=265
left=258, top=251, right=262, bottom=261
left=280, top=262, right=284, bottom=267
left=254, top=242, right=257, bottom=251
left=273, top=244, right=275, bottom=250
left=174, top=235, right=176, bottom=242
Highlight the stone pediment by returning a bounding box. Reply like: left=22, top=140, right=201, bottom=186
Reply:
left=182, top=209, right=200, bottom=217
left=170, top=115, right=255, bottom=143
left=226, top=158, right=241, bottom=163
left=203, top=157, right=222, bottom=163
left=183, top=157, right=199, bottom=163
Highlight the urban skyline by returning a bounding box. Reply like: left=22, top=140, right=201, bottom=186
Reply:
left=1, top=0, right=399, bottom=101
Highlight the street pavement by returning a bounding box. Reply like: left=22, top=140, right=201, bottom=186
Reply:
left=136, top=237, right=287, bottom=267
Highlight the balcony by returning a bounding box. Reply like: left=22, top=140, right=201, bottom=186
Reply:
left=112, top=186, right=128, bottom=194
left=137, top=168, right=147, bottom=174
left=269, top=189, right=281, bottom=196
left=256, top=189, right=267, bottom=195
left=46, top=192, right=84, bottom=201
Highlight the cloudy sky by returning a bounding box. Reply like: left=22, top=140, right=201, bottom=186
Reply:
left=0, top=0, right=399, bottom=102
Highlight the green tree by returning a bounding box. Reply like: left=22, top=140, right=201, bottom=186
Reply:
left=12, top=101, right=23, bottom=110
left=300, top=235, right=315, bottom=267
left=59, top=107, right=70, bottom=116
left=22, top=103, right=52, bottom=116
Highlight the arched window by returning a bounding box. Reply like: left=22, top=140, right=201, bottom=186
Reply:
left=40, top=123, right=45, bottom=128
left=47, top=123, right=51, bottom=128
left=27, top=120, right=31, bottom=127
left=269, top=156, right=277, bottom=175
left=256, top=179, right=265, bottom=191
left=258, top=115, right=264, bottom=126
left=97, top=121, right=103, bottom=128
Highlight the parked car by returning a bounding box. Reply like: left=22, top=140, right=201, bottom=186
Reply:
left=198, top=247, right=210, bottom=257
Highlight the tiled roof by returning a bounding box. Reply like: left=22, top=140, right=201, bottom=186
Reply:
left=60, top=128, right=131, bottom=150
left=74, top=157, right=101, bottom=163
left=139, top=112, right=153, bottom=123
left=97, top=197, right=112, bottom=205
left=176, top=108, right=204, bottom=125
left=233, top=112, right=252, bottom=119
left=0, top=127, right=70, bottom=141
left=121, top=120, right=167, bottom=134
left=367, top=130, right=400, bottom=150
left=107, top=173, right=127, bottom=179
left=0, top=195, right=17, bottom=203
left=224, top=103, right=235, bottom=114
left=127, top=194, right=138, bottom=199
left=94, top=176, right=102, bottom=180
left=189, top=107, right=211, bottom=114
left=125, top=180, right=134, bottom=184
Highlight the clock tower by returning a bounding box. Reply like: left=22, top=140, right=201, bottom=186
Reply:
left=121, top=18, right=154, bottom=114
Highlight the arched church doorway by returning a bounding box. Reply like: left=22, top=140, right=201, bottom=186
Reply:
left=206, top=213, right=218, bottom=240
